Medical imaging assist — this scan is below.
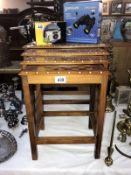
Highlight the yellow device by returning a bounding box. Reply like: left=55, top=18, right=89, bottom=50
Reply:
left=35, top=22, right=50, bottom=45
left=35, top=21, right=66, bottom=45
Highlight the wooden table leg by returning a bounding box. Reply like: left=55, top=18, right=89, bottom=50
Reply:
left=35, top=84, right=44, bottom=130
left=95, top=75, right=108, bottom=159
left=22, top=76, right=38, bottom=160
left=89, top=85, right=96, bottom=129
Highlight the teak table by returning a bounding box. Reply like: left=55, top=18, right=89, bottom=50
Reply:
left=19, top=43, right=110, bottom=160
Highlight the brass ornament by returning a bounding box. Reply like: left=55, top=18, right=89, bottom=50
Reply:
left=117, top=118, right=131, bottom=138
left=123, top=102, right=131, bottom=117
left=105, top=147, right=114, bottom=166
left=105, top=111, right=117, bottom=166
left=106, top=95, right=115, bottom=113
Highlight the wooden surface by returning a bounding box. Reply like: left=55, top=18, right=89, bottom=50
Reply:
left=23, top=43, right=109, bottom=49
left=21, top=44, right=110, bottom=71
left=21, top=55, right=109, bottom=68
left=36, top=136, right=96, bottom=144
left=112, top=41, right=131, bottom=47
left=20, top=72, right=108, bottom=85
left=22, top=48, right=109, bottom=57
left=113, top=46, right=131, bottom=85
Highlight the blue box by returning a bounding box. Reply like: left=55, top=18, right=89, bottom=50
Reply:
left=64, top=0, right=102, bottom=43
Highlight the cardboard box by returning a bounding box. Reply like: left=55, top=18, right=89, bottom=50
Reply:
left=64, top=0, right=102, bottom=43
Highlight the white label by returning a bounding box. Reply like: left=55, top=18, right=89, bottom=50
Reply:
left=55, top=76, right=66, bottom=83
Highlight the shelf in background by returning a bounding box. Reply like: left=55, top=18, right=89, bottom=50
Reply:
left=102, top=14, right=131, bottom=17
left=112, top=41, right=131, bottom=47
left=0, top=61, right=20, bottom=74
left=9, top=47, right=24, bottom=51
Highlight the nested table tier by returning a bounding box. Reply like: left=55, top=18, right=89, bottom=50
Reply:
left=20, top=65, right=109, bottom=84
left=20, top=67, right=109, bottom=160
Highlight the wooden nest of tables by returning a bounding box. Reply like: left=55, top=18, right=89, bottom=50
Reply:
left=19, top=43, right=110, bottom=160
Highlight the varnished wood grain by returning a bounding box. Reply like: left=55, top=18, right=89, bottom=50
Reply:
left=23, top=43, right=108, bottom=49
left=21, top=73, right=108, bottom=85
left=36, top=136, right=96, bottom=144
left=22, top=49, right=109, bottom=57
left=43, top=90, right=89, bottom=95
left=43, top=111, right=94, bottom=116
left=22, top=77, right=38, bottom=160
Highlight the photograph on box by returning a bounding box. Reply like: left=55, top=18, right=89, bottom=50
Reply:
left=64, top=0, right=102, bottom=43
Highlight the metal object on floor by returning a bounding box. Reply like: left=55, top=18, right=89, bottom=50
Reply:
left=0, top=83, right=23, bottom=114
left=0, top=130, right=17, bottom=163
left=105, top=111, right=117, bottom=166
left=19, top=128, right=28, bottom=138
left=106, top=95, right=115, bottom=113
left=119, top=114, right=127, bottom=119
left=117, top=129, right=127, bottom=142
left=115, top=145, right=131, bottom=159
left=0, top=83, right=8, bottom=94
left=21, top=115, right=28, bottom=125
left=12, top=76, right=20, bottom=90
left=9, top=96, right=23, bottom=114
left=123, top=69, right=131, bottom=117
left=4, top=108, right=19, bottom=128
left=0, top=98, right=5, bottom=117
left=115, top=69, right=131, bottom=158
left=117, top=118, right=131, bottom=138
left=123, top=102, right=131, bottom=117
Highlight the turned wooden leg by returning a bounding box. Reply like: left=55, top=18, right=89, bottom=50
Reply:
left=95, top=75, right=108, bottom=159
left=22, top=76, right=38, bottom=160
